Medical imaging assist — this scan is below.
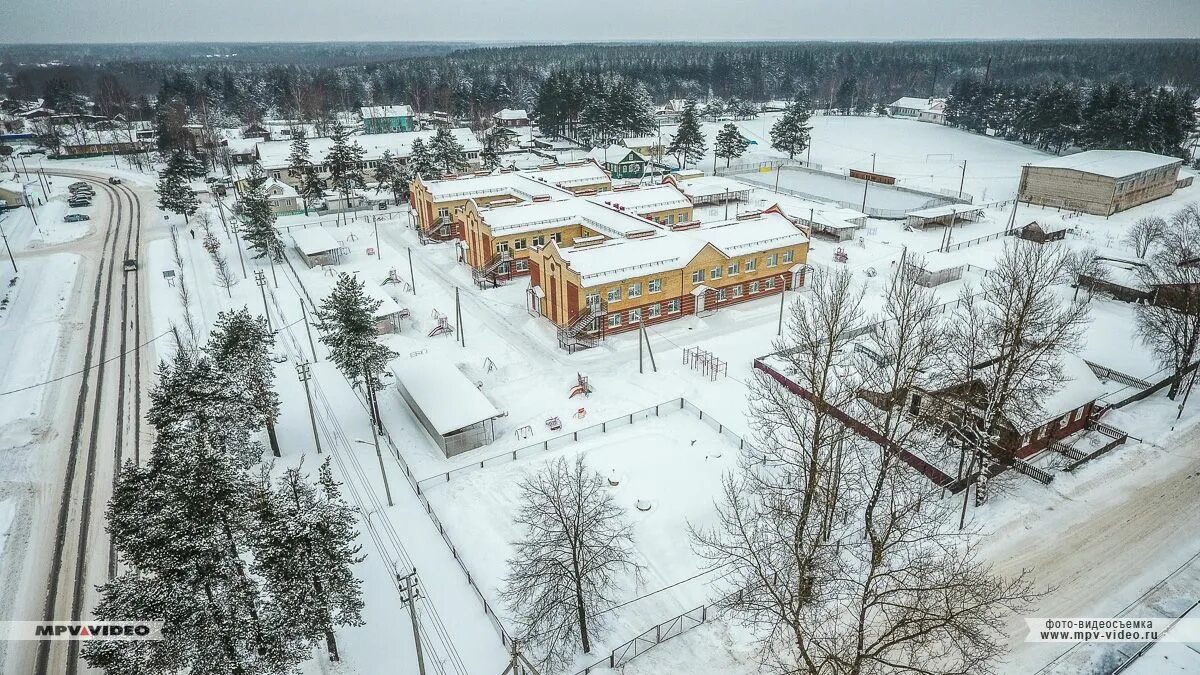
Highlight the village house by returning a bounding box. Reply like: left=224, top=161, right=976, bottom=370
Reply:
left=255, top=128, right=482, bottom=188
left=622, top=135, right=666, bottom=161
left=1018, top=150, right=1186, bottom=216
left=587, top=145, right=649, bottom=179
left=1015, top=219, right=1071, bottom=243
left=886, top=97, right=948, bottom=124
left=492, top=109, right=530, bottom=128
left=260, top=177, right=303, bottom=216
left=527, top=206, right=810, bottom=350
left=456, top=183, right=691, bottom=286
left=361, top=105, right=415, bottom=134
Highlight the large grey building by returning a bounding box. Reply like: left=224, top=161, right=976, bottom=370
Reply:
left=1018, top=150, right=1186, bottom=216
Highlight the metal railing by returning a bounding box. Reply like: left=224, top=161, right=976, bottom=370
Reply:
left=575, top=603, right=717, bottom=674
left=1084, top=360, right=1153, bottom=389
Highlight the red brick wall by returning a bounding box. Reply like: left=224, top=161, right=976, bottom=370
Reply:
left=1012, top=401, right=1094, bottom=459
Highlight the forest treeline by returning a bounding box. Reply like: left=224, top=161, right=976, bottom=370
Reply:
left=4, top=40, right=1199, bottom=128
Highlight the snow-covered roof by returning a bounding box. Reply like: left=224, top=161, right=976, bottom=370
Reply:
left=559, top=235, right=707, bottom=287
left=1028, top=150, right=1182, bottom=179
left=261, top=177, right=297, bottom=198
left=1096, top=258, right=1150, bottom=291
left=889, top=97, right=941, bottom=112
left=686, top=210, right=809, bottom=256
left=0, top=181, right=25, bottom=194
left=257, top=128, right=481, bottom=170
left=393, top=356, right=501, bottom=436
left=478, top=196, right=661, bottom=239
left=290, top=228, right=341, bottom=255
left=587, top=145, right=646, bottom=166
left=359, top=282, right=405, bottom=319
left=585, top=184, right=690, bottom=214
left=670, top=175, right=751, bottom=200
left=906, top=203, right=985, bottom=219
left=493, top=108, right=529, bottom=120
left=556, top=209, right=807, bottom=287
left=361, top=105, right=414, bottom=119
left=424, top=172, right=575, bottom=203
left=1035, top=355, right=1107, bottom=425
left=523, top=162, right=611, bottom=189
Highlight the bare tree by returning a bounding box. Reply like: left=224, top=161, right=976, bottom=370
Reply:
left=1063, top=246, right=1110, bottom=302
left=694, top=263, right=1040, bottom=675
left=1124, top=215, right=1168, bottom=258
left=501, top=456, right=641, bottom=672
left=1136, top=204, right=1200, bottom=398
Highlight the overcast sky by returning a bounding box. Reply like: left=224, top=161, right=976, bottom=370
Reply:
left=3, top=0, right=1198, bottom=43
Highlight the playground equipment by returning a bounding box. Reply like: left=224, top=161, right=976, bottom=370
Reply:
left=574, top=407, right=587, bottom=419
left=545, top=416, right=562, bottom=431
left=833, top=247, right=849, bottom=263
left=428, top=316, right=454, bottom=337
left=635, top=499, right=652, bottom=512
left=483, top=357, right=497, bottom=373
left=682, top=346, right=728, bottom=381
left=515, top=425, right=533, bottom=440
left=568, top=372, right=593, bottom=398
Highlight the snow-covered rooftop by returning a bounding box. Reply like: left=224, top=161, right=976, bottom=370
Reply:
left=687, top=211, right=810, bottom=256
left=1028, top=150, right=1183, bottom=179
left=889, top=97, right=941, bottom=112
left=585, top=184, right=691, bottom=214
left=522, top=162, right=610, bottom=189
left=906, top=203, right=985, bottom=219
left=290, top=228, right=341, bottom=256
left=586, top=145, right=646, bottom=166
left=360, top=105, right=414, bottom=119
left=1034, top=354, right=1108, bottom=426
left=670, top=175, right=751, bottom=200
left=393, top=356, right=501, bottom=436
left=424, top=172, right=575, bottom=203
left=257, top=128, right=480, bottom=170
left=493, top=108, right=529, bottom=120
left=478, top=194, right=662, bottom=239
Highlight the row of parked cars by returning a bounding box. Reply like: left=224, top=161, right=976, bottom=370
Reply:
left=63, top=181, right=93, bottom=222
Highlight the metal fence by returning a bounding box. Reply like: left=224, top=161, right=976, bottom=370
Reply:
left=937, top=228, right=1016, bottom=253
left=416, top=398, right=759, bottom=490
left=575, top=604, right=717, bottom=674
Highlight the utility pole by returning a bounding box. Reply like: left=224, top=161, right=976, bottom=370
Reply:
left=455, top=286, right=465, bottom=348
left=408, top=247, right=417, bottom=294
left=364, top=362, right=393, bottom=507
left=0, top=214, right=16, bottom=272
left=774, top=166, right=781, bottom=193
left=724, top=188, right=731, bottom=220
left=296, top=361, right=323, bottom=454
left=231, top=220, right=248, bottom=279
left=777, top=280, right=786, bottom=336
left=373, top=216, right=382, bottom=260
left=958, top=160, right=967, bottom=199
left=301, top=302, right=319, bottom=362
left=397, top=569, right=427, bottom=675
left=860, top=153, right=875, bottom=214
left=638, top=323, right=644, bottom=374
left=25, top=192, right=40, bottom=231
left=639, top=322, right=657, bottom=372
left=255, top=270, right=272, bottom=331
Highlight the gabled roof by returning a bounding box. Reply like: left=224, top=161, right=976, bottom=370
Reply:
left=361, top=104, right=414, bottom=119
left=585, top=184, right=690, bottom=215
left=587, top=145, right=646, bottom=166
left=889, top=97, right=941, bottom=112
left=493, top=108, right=528, bottom=120
left=290, top=228, right=340, bottom=255
left=393, top=356, right=501, bottom=435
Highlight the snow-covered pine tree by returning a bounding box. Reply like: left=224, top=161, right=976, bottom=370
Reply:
left=156, top=157, right=200, bottom=223
left=771, top=92, right=814, bottom=160
left=240, top=186, right=283, bottom=263
left=325, top=121, right=367, bottom=223
left=314, top=272, right=398, bottom=388
left=251, top=459, right=366, bottom=662
left=287, top=130, right=312, bottom=183
left=431, top=127, right=469, bottom=175
left=714, top=122, right=750, bottom=168
left=408, top=137, right=437, bottom=180
left=206, top=308, right=283, bottom=457
left=667, top=98, right=706, bottom=169
left=298, top=166, right=325, bottom=217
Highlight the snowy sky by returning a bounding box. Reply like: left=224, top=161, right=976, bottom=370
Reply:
left=1, top=0, right=1198, bottom=43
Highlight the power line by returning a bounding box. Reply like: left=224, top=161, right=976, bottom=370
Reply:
left=0, top=329, right=171, bottom=397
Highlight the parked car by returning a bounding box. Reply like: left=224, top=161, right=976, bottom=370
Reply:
left=68, top=200, right=91, bottom=208
left=108, top=177, right=122, bottom=185
left=70, top=185, right=94, bottom=193
left=123, top=259, right=138, bottom=272
left=68, top=181, right=89, bottom=190
left=70, top=189, right=95, bottom=198
left=63, top=213, right=90, bottom=222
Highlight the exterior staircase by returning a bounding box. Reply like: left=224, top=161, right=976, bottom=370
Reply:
left=471, top=250, right=513, bottom=289
left=557, top=301, right=608, bottom=352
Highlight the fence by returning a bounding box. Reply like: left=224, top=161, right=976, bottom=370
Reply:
left=936, top=228, right=1016, bottom=253
left=275, top=209, right=409, bottom=234
left=1011, top=458, right=1054, bottom=484
left=575, top=603, right=719, bottom=674
left=1084, top=360, right=1153, bottom=390
left=416, top=397, right=758, bottom=490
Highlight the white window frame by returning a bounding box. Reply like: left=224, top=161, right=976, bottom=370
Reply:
left=1037, top=425, right=1048, bottom=440
left=710, top=267, right=723, bottom=280
left=628, top=282, right=643, bottom=299
left=495, top=241, right=509, bottom=253
left=647, top=304, right=661, bottom=318
left=648, top=278, right=663, bottom=293
left=628, top=309, right=641, bottom=323
left=727, top=262, right=739, bottom=276
left=765, top=277, right=776, bottom=290
left=551, top=232, right=562, bottom=243
left=607, top=287, right=621, bottom=302
left=691, top=269, right=704, bottom=284
left=749, top=281, right=760, bottom=293
left=732, top=285, right=743, bottom=298
left=531, top=235, right=546, bottom=247
left=514, top=259, right=529, bottom=272
left=513, top=238, right=527, bottom=250
left=745, top=258, right=757, bottom=272
left=607, top=314, right=621, bottom=328
left=782, top=250, right=794, bottom=263
left=767, top=253, right=779, bottom=268
left=667, top=299, right=681, bottom=313
left=717, top=288, right=728, bottom=301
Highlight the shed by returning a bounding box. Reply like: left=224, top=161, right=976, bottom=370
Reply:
left=361, top=283, right=407, bottom=334
left=905, top=253, right=964, bottom=287
left=1017, top=219, right=1070, bottom=244
left=1079, top=258, right=1152, bottom=303
left=904, top=204, right=984, bottom=229
left=392, top=356, right=503, bottom=456
left=0, top=181, right=26, bottom=209
left=291, top=228, right=343, bottom=268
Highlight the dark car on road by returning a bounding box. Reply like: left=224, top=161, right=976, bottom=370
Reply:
left=63, top=213, right=90, bottom=222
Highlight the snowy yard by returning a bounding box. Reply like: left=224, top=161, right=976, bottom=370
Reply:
left=423, top=409, right=743, bottom=670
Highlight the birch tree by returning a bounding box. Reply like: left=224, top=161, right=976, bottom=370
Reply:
left=501, top=456, right=641, bottom=672
left=1136, top=204, right=1200, bottom=398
